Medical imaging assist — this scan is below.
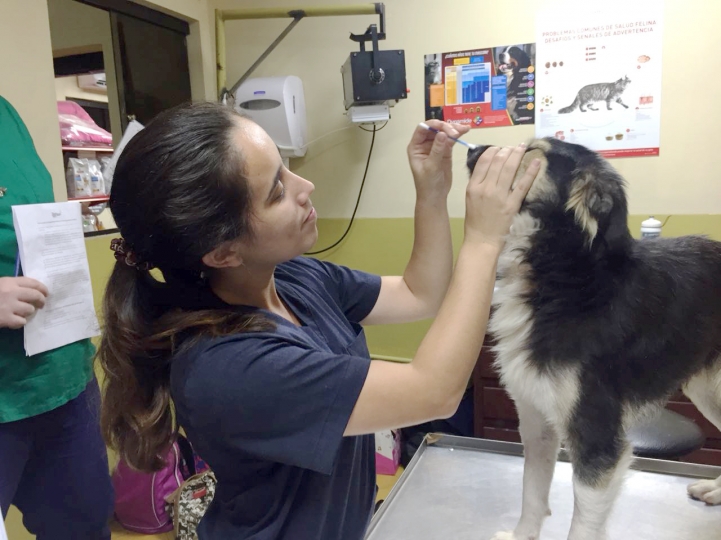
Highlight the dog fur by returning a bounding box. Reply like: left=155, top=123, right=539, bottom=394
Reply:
left=466, top=138, right=721, bottom=540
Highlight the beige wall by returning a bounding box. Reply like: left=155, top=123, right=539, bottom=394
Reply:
left=7, top=0, right=715, bottom=217
left=47, top=0, right=122, bottom=146
left=212, top=0, right=721, bottom=218
left=0, top=0, right=67, bottom=201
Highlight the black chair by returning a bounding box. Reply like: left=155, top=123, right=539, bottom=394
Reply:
left=627, top=408, right=705, bottom=459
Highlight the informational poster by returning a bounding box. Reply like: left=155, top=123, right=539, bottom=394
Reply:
left=535, top=3, right=663, bottom=157
left=424, top=43, right=536, bottom=128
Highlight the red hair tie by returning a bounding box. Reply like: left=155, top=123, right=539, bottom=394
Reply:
left=110, top=238, right=154, bottom=271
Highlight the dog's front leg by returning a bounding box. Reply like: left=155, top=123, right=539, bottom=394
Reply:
left=684, top=371, right=721, bottom=504
left=491, top=401, right=559, bottom=540
left=566, top=442, right=633, bottom=540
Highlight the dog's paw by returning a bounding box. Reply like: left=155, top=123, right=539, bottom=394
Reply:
left=688, top=478, right=721, bottom=505
left=490, top=532, right=518, bottom=540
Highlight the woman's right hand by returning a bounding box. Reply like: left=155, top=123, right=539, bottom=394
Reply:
left=0, top=277, right=48, bottom=329
left=464, top=144, right=540, bottom=248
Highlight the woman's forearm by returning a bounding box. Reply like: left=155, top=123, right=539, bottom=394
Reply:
left=401, top=194, right=453, bottom=318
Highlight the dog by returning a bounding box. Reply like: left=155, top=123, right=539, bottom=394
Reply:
left=466, top=138, right=721, bottom=540
left=497, top=45, right=532, bottom=83
left=496, top=46, right=532, bottom=121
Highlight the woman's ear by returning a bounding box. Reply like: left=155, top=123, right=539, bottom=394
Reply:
left=202, top=242, right=243, bottom=269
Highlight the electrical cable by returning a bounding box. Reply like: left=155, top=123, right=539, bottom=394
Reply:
left=301, top=126, right=353, bottom=149
left=359, top=120, right=388, bottom=133
left=305, top=124, right=377, bottom=255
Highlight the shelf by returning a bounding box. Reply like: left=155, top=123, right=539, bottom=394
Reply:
left=85, top=228, right=119, bottom=238
left=69, top=195, right=110, bottom=204
left=62, top=146, right=114, bottom=153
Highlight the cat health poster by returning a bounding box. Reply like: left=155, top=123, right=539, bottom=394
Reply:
left=424, top=43, right=536, bottom=129
left=535, top=2, right=663, bottom=158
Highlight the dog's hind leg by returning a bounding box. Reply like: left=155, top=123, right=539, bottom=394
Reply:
left=683, top=365, right=721, bottom=504
left=491, top=401, right=560, bottom=540
left=565, top=392, right=631, bottom=540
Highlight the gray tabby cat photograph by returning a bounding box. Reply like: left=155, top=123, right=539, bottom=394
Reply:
left=559, top=75, right=631, bottom=113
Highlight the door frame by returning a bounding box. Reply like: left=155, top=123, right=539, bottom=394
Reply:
left=70, top=0, right=191, bottom=131
left=73, top=0, right=189, bottom=35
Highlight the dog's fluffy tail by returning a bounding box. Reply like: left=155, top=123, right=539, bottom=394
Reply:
left=559, top=95, right=580, bottom=114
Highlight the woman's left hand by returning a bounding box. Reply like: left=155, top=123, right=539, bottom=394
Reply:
left=407, top=120, right=471, bottom=200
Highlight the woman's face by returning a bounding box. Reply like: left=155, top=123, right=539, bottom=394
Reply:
left=232, top=119, right=318, bottom=267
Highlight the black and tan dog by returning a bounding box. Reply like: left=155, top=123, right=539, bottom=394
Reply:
left=496, top=45, right=533, bottom=122
left=467, top=139, right=721, bottom=540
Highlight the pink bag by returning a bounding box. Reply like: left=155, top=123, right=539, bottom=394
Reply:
left=112, top=435, right=205, bottom=534
left=57, top=101, right=113, bottom=147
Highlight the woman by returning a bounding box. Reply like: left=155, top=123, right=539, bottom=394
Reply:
left=99, top=102, right=539, bottom=539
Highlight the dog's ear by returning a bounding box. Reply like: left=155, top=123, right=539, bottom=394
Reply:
left=566, top=164, right=630, bottom=253
left=566, top=171, right=612, bottom=246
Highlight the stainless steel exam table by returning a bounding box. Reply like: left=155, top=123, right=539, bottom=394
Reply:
left=366, top=435, right=721, bottom=540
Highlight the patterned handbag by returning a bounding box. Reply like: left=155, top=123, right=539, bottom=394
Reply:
left=165, top=466, right=217, bottom=539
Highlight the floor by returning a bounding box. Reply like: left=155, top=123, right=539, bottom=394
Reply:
left=377, top=466, right=404, bottom=502
left=5, top=467, right=405, bottom=539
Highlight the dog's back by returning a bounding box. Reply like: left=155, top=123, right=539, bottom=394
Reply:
left=627, top=235, right=721, bottom=375
left=524, top=233, right=721, bottom=405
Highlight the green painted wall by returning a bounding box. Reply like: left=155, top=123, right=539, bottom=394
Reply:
left=83, top=214, right=721, bottom=364
left=310, top=215, right=721, bottom=362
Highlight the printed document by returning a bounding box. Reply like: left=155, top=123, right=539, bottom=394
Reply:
left=12, top=201, right=100, bottom=356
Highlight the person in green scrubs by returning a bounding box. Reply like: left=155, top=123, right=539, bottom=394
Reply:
left=0, top=95, right=113, bottom=539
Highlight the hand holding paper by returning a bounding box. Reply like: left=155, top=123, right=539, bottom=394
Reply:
left=0, top=277, right=48, bottom=329
left=11, top=201, right=100, bottom=356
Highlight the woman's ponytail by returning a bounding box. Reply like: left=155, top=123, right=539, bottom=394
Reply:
left=98, top=261, right=175, bottom=471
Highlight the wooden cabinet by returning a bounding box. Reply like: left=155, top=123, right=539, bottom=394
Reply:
left=472, top=345, right=521, bottom=444
left=667, top=392, right=721, bottom=466
left=472, top=345, right=721, bottom=466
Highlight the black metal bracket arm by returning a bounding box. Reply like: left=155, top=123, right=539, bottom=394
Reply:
left=222, top=3, right=387, bottom=101
left=349, top=2, right=385, bottom=44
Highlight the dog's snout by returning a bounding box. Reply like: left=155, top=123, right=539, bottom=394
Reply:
left=466, top=145, right=491, bottom=174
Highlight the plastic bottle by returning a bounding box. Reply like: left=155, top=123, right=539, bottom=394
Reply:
left=640, top=216, right=662, bottom=239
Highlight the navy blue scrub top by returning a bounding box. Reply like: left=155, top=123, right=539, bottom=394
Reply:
left=171, top=257, right=382, bottom=539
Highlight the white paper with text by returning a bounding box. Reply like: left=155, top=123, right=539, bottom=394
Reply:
left=12, top=202, right=99, bottom=356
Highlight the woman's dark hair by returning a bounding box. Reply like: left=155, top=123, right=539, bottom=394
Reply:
left=98, top=102, right=273, bottom=472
